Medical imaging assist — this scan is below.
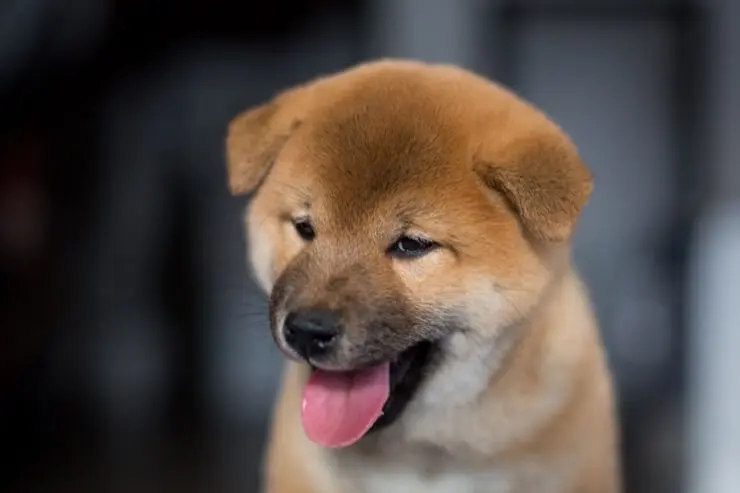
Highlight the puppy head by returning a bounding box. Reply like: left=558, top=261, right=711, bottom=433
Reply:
left=226, top=60, right=591, bottom=422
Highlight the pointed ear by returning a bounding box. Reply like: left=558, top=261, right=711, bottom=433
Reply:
left=474, top=128, right=593, bottom=243
left=225, top=87, right=307, bottom=196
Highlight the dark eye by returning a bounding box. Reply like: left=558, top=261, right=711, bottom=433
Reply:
left=388, top=236, right=438, bottom=259
left=293, top=220, right=315, bottom=241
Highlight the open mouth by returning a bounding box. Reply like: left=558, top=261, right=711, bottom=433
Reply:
left=300, top=341, right=435, bottom=448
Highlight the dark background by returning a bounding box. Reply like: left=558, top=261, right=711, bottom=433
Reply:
left=2, top=0, right=739, bottom=492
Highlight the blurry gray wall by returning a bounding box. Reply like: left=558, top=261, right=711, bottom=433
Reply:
left=687, top=0, right=740, bottom=492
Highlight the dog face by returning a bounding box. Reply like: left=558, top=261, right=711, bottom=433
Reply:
left=226, top=60, right=592, bottom=433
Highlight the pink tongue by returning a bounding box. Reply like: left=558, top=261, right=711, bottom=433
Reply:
left=301, top=362, right=390, bottom=448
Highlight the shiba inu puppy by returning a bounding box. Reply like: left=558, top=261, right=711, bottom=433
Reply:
left=226, top=60, right=621, bottom=493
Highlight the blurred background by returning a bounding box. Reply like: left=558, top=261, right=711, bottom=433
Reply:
left=1, top=0, right=738, bottom=492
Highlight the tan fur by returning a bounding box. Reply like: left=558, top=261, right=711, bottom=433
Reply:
left=226, top=60, right=621, bottom=493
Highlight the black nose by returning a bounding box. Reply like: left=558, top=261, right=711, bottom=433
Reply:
left=283, top=309, right=340, bottom=360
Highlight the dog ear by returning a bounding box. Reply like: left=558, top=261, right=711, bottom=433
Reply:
left=225, top=87, right=307, bottom=196
left=474, top=126, right=593, bottom=243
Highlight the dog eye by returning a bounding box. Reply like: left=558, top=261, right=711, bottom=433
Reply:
left=293, top=220, right=315, bottom=241
left=388, top=236, right=438, bottom=259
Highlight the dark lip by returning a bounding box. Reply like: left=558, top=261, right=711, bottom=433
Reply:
left=370, top=340, right=437, bottom=433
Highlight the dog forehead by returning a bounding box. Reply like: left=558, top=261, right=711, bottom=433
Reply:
left=297, top=101, right=468, bottom=208
left=265, top=66, right=514, bottom=226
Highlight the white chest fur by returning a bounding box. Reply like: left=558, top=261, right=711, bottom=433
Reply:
left=332, top=451, right=516, bottom=493
left=354, top=469, right=512, bottom=493
left=329, top=444, right=570, bottom=493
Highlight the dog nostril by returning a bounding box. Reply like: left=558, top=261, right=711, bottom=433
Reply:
left=284, top=309, right=341, bottom=359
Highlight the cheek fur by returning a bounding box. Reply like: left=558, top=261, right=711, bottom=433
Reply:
left=391, top=249, right=456, bottom=289
left=391, top=244, right=550, bottom=339
left=247, top=204, right=303, bottom=294
left=247, top=213, right=276, bottom=294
